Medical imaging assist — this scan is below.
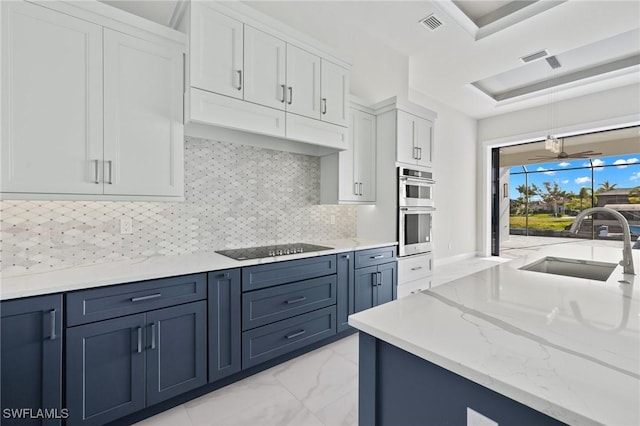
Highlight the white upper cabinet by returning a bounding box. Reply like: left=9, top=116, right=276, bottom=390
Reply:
left=320, top=60, right=349, bottom=127
left=286, top=45, right=321, bottom=120
left=243, top=26, right=286, bottom=110
left=183, top=2, right=351, bottom=153
left=321, top=105, right=376, bottom=204
left=1, top=1, right=104, bottom=195
left=190, top=2, right=243, bottom=99
left=103, top=29, right=184, bottom=197
left=396, top=110, right=434, bottom=168
left=1, top=1, right=186, bottom=199
left=353, top=110, right=376, bottom=202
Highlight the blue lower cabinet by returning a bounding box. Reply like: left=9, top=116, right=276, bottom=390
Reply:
left=336, top=252, right=354, bottom=333
left=66, top=314, right=146, bottom=426
left=354, top=261, right=397, bottom=314
left=242, top=306, right=336, bottom=369
left=1, top=295, right=63, bottom=426
left=146, top=301, right=207, bottom=405
left=66, top=302, right=207, bottom=425
left=208, top=269, right=241, bottom=382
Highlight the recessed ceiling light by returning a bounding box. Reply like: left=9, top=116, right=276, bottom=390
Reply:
left=420, top=14, right=444, bottom=31
left=520, top=49, right=549, bottom=63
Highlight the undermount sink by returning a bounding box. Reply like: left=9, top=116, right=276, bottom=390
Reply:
left=519, top=256, right=617, bottom=281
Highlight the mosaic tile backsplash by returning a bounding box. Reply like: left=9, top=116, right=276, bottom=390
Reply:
left=1, top=137, right=357, bottom=274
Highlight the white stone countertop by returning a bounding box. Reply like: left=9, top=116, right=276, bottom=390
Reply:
left=0, top=238, right=396, bottom=300
left=349, top=244, right=640, bottom=426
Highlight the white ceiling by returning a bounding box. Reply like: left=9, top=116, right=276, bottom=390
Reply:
left=103, top=0, right=640, bottom=120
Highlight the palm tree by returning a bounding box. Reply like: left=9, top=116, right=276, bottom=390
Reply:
left=578, top=187, right=592, bottom=211
left=597, top=180, right=618, bottom=194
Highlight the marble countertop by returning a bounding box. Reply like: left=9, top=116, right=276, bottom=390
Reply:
left=0, top=238, right=396, bottom=300
left=349, top=244, right=640, bottom=426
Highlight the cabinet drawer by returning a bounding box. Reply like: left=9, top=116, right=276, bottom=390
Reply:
left=242, top=255, right=336, bottom=291
left=242, top=275, right=336, bottom=330
left=397, top=278, right=431, bottom=299
left=398, top=253, right=432, bottom=284
left=242, top=306, right=336, bottom=369
left=66, top=274, right=206, bottom=326
left=354, top=246, right=397, bottom=269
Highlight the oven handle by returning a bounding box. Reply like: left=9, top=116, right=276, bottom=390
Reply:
left=399, top=207, right=436, bottom=212
left=399, top=176, right=435, bottom=185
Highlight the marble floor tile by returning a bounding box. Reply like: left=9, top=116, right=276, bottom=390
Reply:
left=184, top=370, right=295, bottom=426
left=271, top=347, right=359, bottom=414
left=313, top=387, right=358, bottom=426
left=327, top=333, right=358, bottom=365
left=134, top=405, right=193, bottom=426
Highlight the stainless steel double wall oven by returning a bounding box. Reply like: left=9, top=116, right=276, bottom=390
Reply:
left=398, top=167, right=435, bottom=257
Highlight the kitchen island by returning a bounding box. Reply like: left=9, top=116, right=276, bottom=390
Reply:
left=349, top=244, right=640, bottom=426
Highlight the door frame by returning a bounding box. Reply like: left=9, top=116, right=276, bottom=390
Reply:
left=478, top=117, right=640, bottom=257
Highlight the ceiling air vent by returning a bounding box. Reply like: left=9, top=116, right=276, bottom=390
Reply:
left=520, top=49, right=548, bottom=63
left=546, top=55, right=562, bottom=69
left=420, top=14, right=444, bottom=31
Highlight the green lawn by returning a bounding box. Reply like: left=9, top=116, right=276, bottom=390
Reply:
left=510, top=214, right=576, bottom=231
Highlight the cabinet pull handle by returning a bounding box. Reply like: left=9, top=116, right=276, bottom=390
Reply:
left=105, top=160, right=113, bottom=184
left=281, top=84, right=286, bottom=103
left=285, top=296, right=307, bottom=305
left=285, top=329, right=306, bottom=339
left=371, top=255, right=384, bottom=259
left=219, top=272, right=230, bottom=279
left=49, top=309, right=57, bottom=340
left=288, top=87, right=293, bottom=105
left=92, top=160, right=100, bottom=184
left=354, top=182, right=359, bottom=196
left=237, top=70, right=242, bottom=91
left=342, top=254, right=350, bottom=259
left=411, top=266, right=423, bottom=271
left=429, top=259, right=432, bottom=270
left=150, top=323, right=157, bottom=350
left=418, top=147, right=422, bottom=160
left=371, top=272, right=377, bottom=286
left=359, top=182, right=363, bottom=196
left=136, top=327, right=143, bottom=353
left=131, top=293, right=162, bottom=302
left=378, top=271, right=382, bottom=286
left=322, top=98, right=327, bottom=115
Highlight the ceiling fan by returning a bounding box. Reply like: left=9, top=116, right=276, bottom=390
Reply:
left=527, top=138, right=602, bottom=162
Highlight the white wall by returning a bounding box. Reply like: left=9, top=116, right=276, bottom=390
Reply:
left=349, top=43, right=409, bottom=105
left=409, top=89, right=479, bottom=262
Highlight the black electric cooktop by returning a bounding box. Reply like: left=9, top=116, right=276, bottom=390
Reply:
left=216, top=243, right=333, bottom=261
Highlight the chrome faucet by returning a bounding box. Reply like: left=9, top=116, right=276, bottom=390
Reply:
left=569, top=207, right=635, bottom=275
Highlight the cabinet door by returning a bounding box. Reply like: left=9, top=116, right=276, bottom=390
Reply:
left=415, top=117, right=433, bottom=168
left=354, top=266, right=377, bottom=314
left=146, top=302, right=207, bottom=406
left=286, top=45, right=321, bottom=119
left=396, top=111, right=418, bottom=166
left=336, top=252, right=354, bottom=333
left=66, top=314, right=146, bottom=426
left=354, top=110, right=376, bottom=202
left=103, top=29, right=184, bottom=197
left=244, top=26, right=286, bottom=111
left=338, top=112, right=358, bottom=202
left=1, top=295, right=62, bottom=426
left=208, top=269, right=241, bottom=382
left=320, top=59, right=349, bottom=127
left=377, top=262, right=397, bottom=306
left=190, top=3, right=243, bottom=99
left=1, top=1, right=103, bottom=194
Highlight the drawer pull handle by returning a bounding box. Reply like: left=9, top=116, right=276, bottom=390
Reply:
left=131, top=293, right=162, bottom=302
left=371, top=255, right=385, bottom=259
left=219, top=272, right=230, bottom=279
left=285, top=329, right=306, bottom=339
left=136, top=327, right=143, bottom=353
left=411, top=266, right=423, bottom=271
left=342, top=254, right=350, bottom=259
left=285, top=296, right=307, bottom=305
left=49, top=309, right=57, bottom=340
